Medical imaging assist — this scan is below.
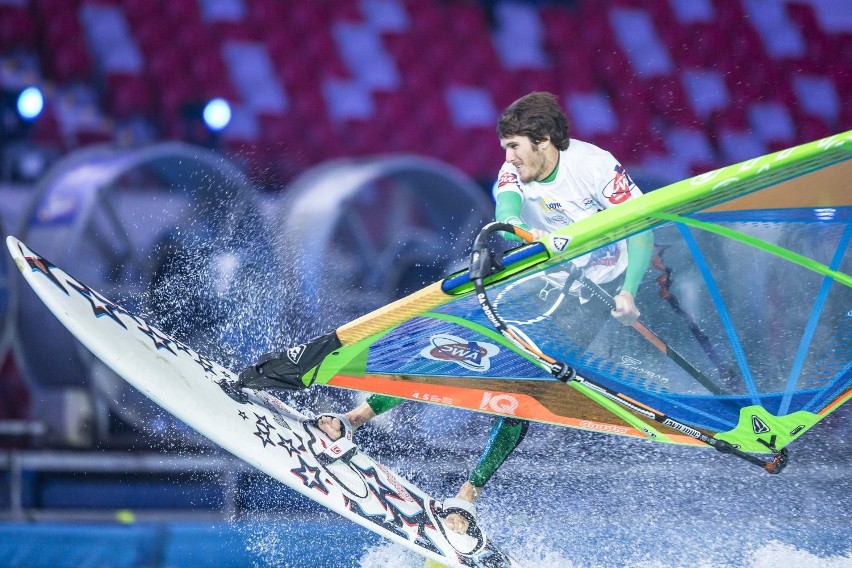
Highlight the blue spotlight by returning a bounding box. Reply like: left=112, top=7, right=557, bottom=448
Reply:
left=17, top=86, right=44, bottom=120
left=202, top=98, right=231, bottom=132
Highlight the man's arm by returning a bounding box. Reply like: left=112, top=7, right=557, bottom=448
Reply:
left=612, top=230, right=654, bottom=325
left=494, top=191, right=527, bottom=241
left=623, top=230, right=654, bottom=296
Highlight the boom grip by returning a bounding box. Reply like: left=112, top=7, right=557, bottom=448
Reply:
left=472, top=222, right=534, bottom=252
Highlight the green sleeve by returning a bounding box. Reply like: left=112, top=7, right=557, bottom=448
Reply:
left=366, top=394, right=406, bottom=415
left=622, top=230, right=654, bottom=296
left=468, top=417, right=529, bottom=488
left=494, top=191, right=527, bottom=242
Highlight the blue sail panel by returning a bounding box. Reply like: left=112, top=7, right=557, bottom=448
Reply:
left=364, top=316, right=550, bottom=380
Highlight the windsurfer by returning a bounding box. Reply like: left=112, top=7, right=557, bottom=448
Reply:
left=238, top=92, right=654, bottom=534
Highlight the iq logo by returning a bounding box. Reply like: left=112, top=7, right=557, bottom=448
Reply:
left=420, top=334, right=500, bottom=372
left=480, top=392, right=519, bottom=414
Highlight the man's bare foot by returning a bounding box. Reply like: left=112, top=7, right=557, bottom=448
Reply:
left=444, top=510, right=471, bottom=534
left=317, top=415, right=345, bottom=440
left=444, top=481, right=481, bottom=534
left=316, top=402, right=377, bottom=440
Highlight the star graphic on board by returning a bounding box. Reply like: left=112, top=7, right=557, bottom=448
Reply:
left=344, top=463, right=439, bottom=551
left=22, top=251, right=67, bottom=294
left=254, top=423, right=275, bottom=447
left=275, top=432, right=305, bottom=457
left=237, top=410, right=248, bottom=421
left=252, top=412, right=277, bottom=447
left=254, top=413, right=275, bottom=432
left=113, top=304, right=143, bottom=326
left=136, top=321, right=176, bottom=354
left=66, top=279, right=127, bottom=329
left=194, top=352, right=216, bottom=375
left=173, top=340, right=192, bottom=355
left=291, top=456, right=329, bottom=494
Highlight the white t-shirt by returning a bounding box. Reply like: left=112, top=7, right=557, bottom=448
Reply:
left=493, top=138, right=642, bottom=286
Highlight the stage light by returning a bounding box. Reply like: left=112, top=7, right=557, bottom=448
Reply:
left=17, top=86, right=43, bottom=120
left=202, top=98, right=231, bottom=132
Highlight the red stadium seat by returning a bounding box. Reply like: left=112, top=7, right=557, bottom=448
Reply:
left=29, top=107, right=65, bottom=149
left=795, top=114, right=832, bottom=144
left=174, top=22, right=214, bottom=55
left=402, top=0, right=445, bottom=38
left=42, top=9, right=85, bottom=48
left=157, top=81, right=195, bottom=123
left=709, top=106, right=748, bottom=139
left=48, top=40, right=94, bottom=83
left=133, top=18, right=171, bottom=53
left=247, top=0, right=285, bottom=29
left=106, top=73, right=153, bottom=118
left=10, top=0, right=847, bottom=179
left=163, top=0, right=199, bottom=24
left=648, top=75, right=698, bottom=128
left=0, top=7, right=36, bottom=50
left=540, top=5, right=578, bottom=52
left=213, top=21, right=257, bottom=43
left=122, top=0, right=160, bottom=25
left=446, top=2, right=490, bottom=39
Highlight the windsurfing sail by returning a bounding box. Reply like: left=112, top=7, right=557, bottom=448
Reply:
left=267, top=132, right=852, bottom=470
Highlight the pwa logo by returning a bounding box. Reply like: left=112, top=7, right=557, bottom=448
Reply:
left=480, top=392, right=519, bottom=414
left=420, top=334, right=499, bottom=372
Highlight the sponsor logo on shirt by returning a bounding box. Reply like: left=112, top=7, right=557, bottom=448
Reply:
left=545, top=213, right=568, bottom=225
left=603, top=164, right=634, bottom=205
left=497, top=171, right=520, bottom=190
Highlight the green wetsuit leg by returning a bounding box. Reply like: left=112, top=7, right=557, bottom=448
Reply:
left=366, top=394, right=407, bottom=415
left=365, top=397, right=528, bottom=489
left=469, top=417, right=529, bottom=488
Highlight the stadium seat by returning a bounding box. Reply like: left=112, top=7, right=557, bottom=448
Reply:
left=48, top=41, right=94, bottom=83
left=446, top=2, right=491, bottom=39
left=540, top=5, right=578, bottom=52
left=105, top=72, right=153, bottom=118
left=246, top=0, right=285, bottom=32
left=133, top=18, right=171, bottom=53
left=0, top=7, right=36, bottom=50
left=42, top=9, right=85, bottom=49
left=174, top=21, right=214, bottom=55
left=8, top=0, right=849, bottom=186
left=143, top=46, right=181, bottom=85
left=29, top=106, right=65, bottom=149
left=162, top=0, right=199, bottom=24
left=121, top=0, right=158, bottom=24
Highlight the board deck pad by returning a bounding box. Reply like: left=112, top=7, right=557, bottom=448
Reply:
left=7, top=235, right=519, bottom=568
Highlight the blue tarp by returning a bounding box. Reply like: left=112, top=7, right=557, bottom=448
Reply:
left=0, top=521, right=380, bottom=568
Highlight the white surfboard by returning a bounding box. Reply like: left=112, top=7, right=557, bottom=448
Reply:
left=7, top=235, right=519, bottom=568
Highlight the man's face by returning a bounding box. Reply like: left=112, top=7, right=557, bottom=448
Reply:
left=500, top=135, right=548, bottom=183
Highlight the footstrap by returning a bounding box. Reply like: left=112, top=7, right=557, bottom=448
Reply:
left=441, top=497, right=478, bottom=531
left=315, top=413, right=356, bottom=465
left=316, top=413, right=354, bottom=441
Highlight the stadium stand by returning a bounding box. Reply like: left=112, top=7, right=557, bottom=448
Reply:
left=0, top=0, right=848, bottom=188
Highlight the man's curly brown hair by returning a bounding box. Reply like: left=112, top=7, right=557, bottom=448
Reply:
left=497, top=91, right=570, bottom=150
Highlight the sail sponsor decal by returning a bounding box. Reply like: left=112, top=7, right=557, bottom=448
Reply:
left=751, top=415, right=771, bottom=434
left=420, top=333, right=500, bottom=372
left=480, top=392, right=519, bottom=414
